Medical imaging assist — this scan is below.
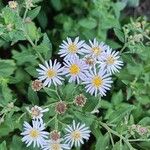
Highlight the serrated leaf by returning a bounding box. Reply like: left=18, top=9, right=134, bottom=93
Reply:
left=0, top=59, right=16, bottom=77
left=114, top=28, right=124, bottom=43
left=79, top=18, right=97, bottom=29
left=28, top=6, right=41, bottom=20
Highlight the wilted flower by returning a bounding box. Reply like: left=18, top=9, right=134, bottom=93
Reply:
left=137, top=125, right=148, bottom=135
left=55, top=101, right=67, bottom=114
left=74, top=94, right=87, bottom=107
left=64, top=120, right=91, bottom=147
left=83, top=67, right=112, bottom=97
left=31, top=79, right=43, bottom=91
left=36, top=60, right=64, bottom=87
left=21, top=120, right=49, bottom=148
left=8, top=1, right=18, bottom=9
left=6, top=23, right=14, bottom=31
left=58, top=37, right=85, bottom=60
left=27, top=105, right=49, bottom=121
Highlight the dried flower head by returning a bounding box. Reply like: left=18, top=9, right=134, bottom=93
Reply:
left=84, top=56, right=96, bottom=66
left=50, top=130, right=61, bottom=141
left=25, top=0, right=34, bottom=10
left=8, top=1, right=18, bottom=9
left=137, top=125, right=148, bottom=135
left=7, top=102, right=14, bottom=109
left=27, top=105, right=49, bottom=121
left=31, top=80, right=43, bottom=91
left=6, top=23, right=14, bottom=32
left=74, top=94, right=87, bottom=107
left=55, top=101, right=67, bottom=114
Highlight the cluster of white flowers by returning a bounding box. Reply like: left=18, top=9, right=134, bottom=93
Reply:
left=21, top=105, right=91, bottom=149
left=37, top=37, right=123, bottom=97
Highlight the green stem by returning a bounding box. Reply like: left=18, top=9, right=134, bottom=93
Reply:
left=17, top=112, right=26, bottom=123
left=46, top=115, right=56, bottom=126
left=99, top=121, right=135, bottom=150
left=25, top=33, right=45, bottom=63
left=54, top=114, right=58, bottom=130
left=23, top=8, right=28, bottom=21
left=128, top=139, right=150, bottom=142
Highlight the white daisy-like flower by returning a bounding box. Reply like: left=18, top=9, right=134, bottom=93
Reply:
left=82, top=38, right=108, bottom=60
left=64, top=120, right=91, bottom=147
left=36, top=60, right=64, bottom=87
left=63, top=57, right=88, bottom=84
left=27, top=105, right=49, bottom=121
left=58, top=37, right=85, bottom=60
left=21, top=120, right=49, bottom=148
left=42, top=139, right=70, bottom=150
left=83, top=67, right=113, bottom=97
left=99, top=48, right=123, bottom=74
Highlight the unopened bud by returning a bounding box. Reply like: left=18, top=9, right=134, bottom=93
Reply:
left=8, top=1, right=18, bottom=9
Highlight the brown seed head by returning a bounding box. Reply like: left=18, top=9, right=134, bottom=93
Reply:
left=55, top=101, right=67, bottom=114
left=74, top=94, right=87, bottom=107
left=50, top=130, right=60, bottom=141
left=31, top=80, right=43, bottom=91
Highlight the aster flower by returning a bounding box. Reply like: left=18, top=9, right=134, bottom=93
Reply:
left=99, top=48, right=123, bottom=74
left=21, top=120, right=49, bottom=148
left=83, top=67, right=112, bottom=97
left=64, top=120, right=91, bottom=147
left=82, top=38, right=108, bottom=60
left=36, top=60, right=64, bottom=87
left=42, top=139, right=70, bottom=150
left=63, top=57, right=88, bottom=84
left=58, top=37, right=85, bottom=60
left=27, top=105, right=49, bottom=121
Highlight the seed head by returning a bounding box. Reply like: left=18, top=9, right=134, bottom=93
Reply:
left=31, top=80, right=43, bottom=91
left=74, top=94, right=87, bottom=107
left=50, top=130, right=60, bottom=141
left=55, top=101, right=67, bottom=114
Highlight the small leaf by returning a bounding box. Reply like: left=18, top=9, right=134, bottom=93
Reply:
left=114, top=28, right=124, bottom=43
left=28, top=6, right=41, bottom=20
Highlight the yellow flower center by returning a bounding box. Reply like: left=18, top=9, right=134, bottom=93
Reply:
left=68, top=44, right=77, bottom=53
left=71, top=130, right=81, bottom=140
left=47, top=69, right=57, bottom=78
left=92, top=47, right=101, bottom=55
left=92, top=76, right=103, bottom=88
left=106, top=56, right=115, bottom=65
left=69, top=64, right=80, bottom=75
left=29, top=129, right=39, bottom=138
left=51, top=143, right=61, bottom=150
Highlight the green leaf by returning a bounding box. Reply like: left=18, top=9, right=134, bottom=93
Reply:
left=0, top=59, right=16, bottom=77
left=28, top=6, right=41, bottom=20
left=108, top=105, right=135, bottom=124
left=0, top=141, right=7, bottom=150
left=111, top=90, right=123, bottom=105
left=79, top=18, right=97, bottom=29
left=114, top=28, right=124, bottom=43
left=95, top=133, right=110, bottom=150
left=1, top=81, right=13, bottom=105
left=28, top=86, right=39, bottom=104
left=34, top=33, right=52, bottom=60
